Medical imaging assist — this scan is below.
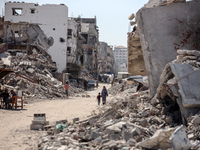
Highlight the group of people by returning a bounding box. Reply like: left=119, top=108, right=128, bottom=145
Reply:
left=96, top=86, right=108, bottom=105
left=65, top=80, right=109, bottom=105
left=0, top=89, right=17, bottom=109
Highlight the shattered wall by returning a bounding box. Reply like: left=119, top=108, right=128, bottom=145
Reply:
left=137, top=1, right=200, bottom=96
left=127, top=30, right=147, bottom=76
left=3, top=23, right=52, bottom=55
left=98, top=42, right=108, bottom=73
left=77, top=17, right=99, bottom=78
left=4, top=2, right=68, bottom=73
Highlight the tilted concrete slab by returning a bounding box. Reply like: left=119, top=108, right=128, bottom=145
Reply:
left=170, top=62, right=200, bottom=108
left=137, top=1, right=200, bottom=96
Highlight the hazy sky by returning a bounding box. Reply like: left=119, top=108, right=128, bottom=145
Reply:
left=0, top=0, right=149, bottom=47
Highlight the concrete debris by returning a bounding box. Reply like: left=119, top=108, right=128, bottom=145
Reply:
left=137, top=0, right=200, bottom=96
left=30, top=114, right=49, bottom=130
left=32, top=83, right=192, bottom=150
left=108, top=81, right=137, bottom=96
left=0, top=52, right=85, bottom=100
left=128, top=13, right=135, bottom=20
left=136, top=127, right=176, bottom=149
left=170, top=125, right=191, bottom=150
left=34, top=80, right=200, bottom=150
left=157, top=50, right=200, bottom=122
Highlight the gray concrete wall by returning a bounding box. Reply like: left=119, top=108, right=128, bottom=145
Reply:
left=137, top=1, right=200, bottom=96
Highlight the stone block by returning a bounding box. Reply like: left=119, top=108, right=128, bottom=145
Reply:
left=140, top=119, right=148, bottom=127
left=170, top=125, right=191, bottom=150
left=122, top=130, right=133, bottom=142
left=90, top=131, right=99, bottom=140
left=73, top=118, right=79, bottom=123
left=109, top=134, right=121, bottom=140
left=88, top=118, right=96, bottom=125
left=30, top=124, right=43, bottom=130
left=132, top=127, right=141, bottom=136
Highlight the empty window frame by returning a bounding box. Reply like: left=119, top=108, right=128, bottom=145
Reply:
left=12, top=8, right=22, bottom=16
left=30, top=9, right=36, bottom=14
left=68, top=29, right=72, bottom=36
left=67, top=47, right=71, bottom=53
left=14, top=31, right=20, bottom=37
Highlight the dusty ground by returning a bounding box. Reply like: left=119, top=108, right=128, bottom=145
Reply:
left=0, top=83, right=111, bottom=150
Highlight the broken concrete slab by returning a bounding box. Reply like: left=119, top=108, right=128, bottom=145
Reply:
left=136, top=128, right=176, bottom=149
left=137, top=0, right=200, bottom=96
left=170, top=125, right=191, bottom=150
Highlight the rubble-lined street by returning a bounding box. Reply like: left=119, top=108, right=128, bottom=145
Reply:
left=0, top=0, right=200, bottom=150
left=0, top=83, right=110, bottom=150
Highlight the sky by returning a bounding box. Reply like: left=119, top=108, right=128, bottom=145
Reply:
left=0, top=0, right=149, bottom=47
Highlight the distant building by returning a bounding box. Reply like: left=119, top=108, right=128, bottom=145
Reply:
left=98, top=42, right=116, bottom=74
left=67, top=18, right=83, bottom=77
left=113, top=46, right=128, bottom=72
left=4, top=2, right=68, bottom=73
left=73, top=17, right=99, bottom=78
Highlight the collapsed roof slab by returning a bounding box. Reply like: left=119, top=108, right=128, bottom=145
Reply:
left=137, top=1, right=200, bottom=96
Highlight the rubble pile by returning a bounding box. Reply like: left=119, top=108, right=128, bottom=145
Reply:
left=36, top=87, right=199, bottom=149
left=108, top=82, right=136, bottom=96
left=1, top=53, right=84, bottom=99
left=187, top=114, right=200, bottom=142
left=157, top=50, right=200, bottom=121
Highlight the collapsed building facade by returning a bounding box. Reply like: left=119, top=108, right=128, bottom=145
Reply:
left=66, top=18, right=83, bottom=77
left=70, top=17, right=99, bottom=78
left=129, top=0, right=200, bottom=123
left=4, top=2, right=68, bottom=73
left=0, top=2, right=103, bottom=98
left=0, top=2, right=103, bottom=80
left=98, top=42, right=116, bottom=74
left=137, top=0, right=200, bottom=96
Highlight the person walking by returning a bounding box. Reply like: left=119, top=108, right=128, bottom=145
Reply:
left=96, top=93, right=101, bottom=105
left=84, top=80, right=88, bottom=91
left=101, top=86, right=108, bottom=105
left=65, top=82, right=69, bottom=98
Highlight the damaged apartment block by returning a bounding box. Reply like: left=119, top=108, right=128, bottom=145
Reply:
left=4, top=2, right=68, bottom=73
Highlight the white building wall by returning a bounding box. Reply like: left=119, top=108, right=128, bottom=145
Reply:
left=4, top=2, right=68, bottom=73
left=113, top=46, right=128, bottom=72
left=81, top=23, right=89, bottom=33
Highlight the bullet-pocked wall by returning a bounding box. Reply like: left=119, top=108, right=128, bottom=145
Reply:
left=137, top=1, right=200, bottom=96
left=4, top=2, right=68, bottom=73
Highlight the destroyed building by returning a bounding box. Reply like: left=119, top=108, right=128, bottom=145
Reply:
left=136, top=0, right=200, bottom=96
left=72, top=17, right=99, bottom=78
left=98, top=42, right=116, bottom=74
left=4, top=2, right=68, bottom=73
left=66, top=18, right=83, bottom=77
left=127, top=24, right=147, bottom=76
left=128, top=0, right=200, bottom=125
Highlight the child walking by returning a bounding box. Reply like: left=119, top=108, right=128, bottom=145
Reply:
left=96, top=93, right=102, bottom=105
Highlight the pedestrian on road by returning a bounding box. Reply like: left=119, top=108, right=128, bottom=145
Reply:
left=84, top=80, right=88, bottom=91
left=101, top=86, right=108, bottom=105
left=65, top=82, right=69, bottom=98
left=96, top=81, right=98, bottom=88
left=0, top=89, right=9, bottom=108
left=96, top=92, right=101, bottom=105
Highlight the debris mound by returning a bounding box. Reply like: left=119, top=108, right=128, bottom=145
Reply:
left=36, top=88, right=197, bottom=149
left=1, top=52, right=84, bottom=99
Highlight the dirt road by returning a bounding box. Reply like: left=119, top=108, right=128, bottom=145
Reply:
left=0, top=83, right=111, bottom=150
